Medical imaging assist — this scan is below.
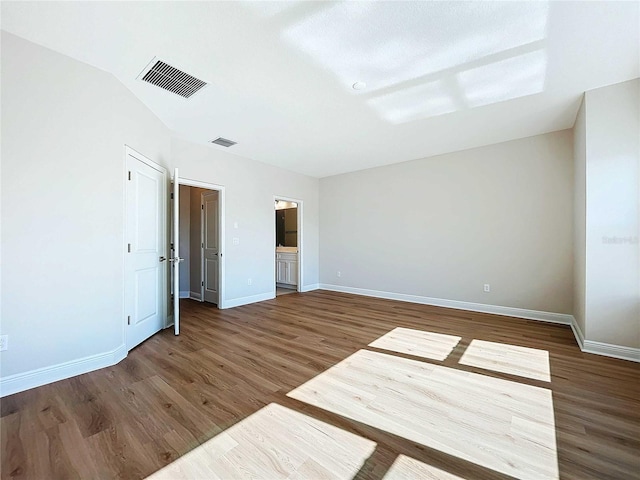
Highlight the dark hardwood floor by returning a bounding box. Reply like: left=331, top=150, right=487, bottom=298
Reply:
left=1, top=291, right=639, bottom=479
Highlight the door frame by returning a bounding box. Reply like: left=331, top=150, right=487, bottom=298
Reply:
left=176, top=177, right=226, bottom=309
left=273, top=195, right=303, bottom=293
left=123, top=145, right=168, bottom=348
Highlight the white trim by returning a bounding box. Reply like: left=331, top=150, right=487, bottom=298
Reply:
left=320, top=284, right=640, bottom=363
left=189, top=291, right=202, bottom=301
left=274, top=195, right=303, bottom=292
left=175, top=177, right=226, bottom=309
left=318, top=284, right=573, bottom=325
left=0, top=344, right=127, bottom=398
left=570, top=316, right=586, bottom=350
left=582, top=340, right=640, bottom=363
left=569, top=317, right=639, bottom=362
left=179, top=290, right=190, bottom=299
left=300, top=283, right=320, bottom=292
left=223, top=292, right=275, bottom=309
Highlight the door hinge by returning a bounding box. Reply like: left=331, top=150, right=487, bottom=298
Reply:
left=201, top=204, right=204, bottom=210
left=127, top=243, right=131, bottom=253
left=201, top=243, right=204, bottom=248
left=128, top=171, right=131, bottom=181
left=171, top=193, right=174, bottom=200
left=171, top=243, right=174, bottom=250
left=201, top=281, right=204, bottom=286
left=127, top=315, right=131, bottom=325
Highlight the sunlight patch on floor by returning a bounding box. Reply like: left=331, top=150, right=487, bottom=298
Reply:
left=383, top=455, right=464, bottom=480
left=459, top=339, right=551, bottom=382
left=368, top=327, right=461, bottom=361
left=146, top=403, right=376, bottom=479
left=288, top=349, right=558, bottom=480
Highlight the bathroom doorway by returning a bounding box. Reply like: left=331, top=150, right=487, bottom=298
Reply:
left=274, top=197, right=302, bottom=296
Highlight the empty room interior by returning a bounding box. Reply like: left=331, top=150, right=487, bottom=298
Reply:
left=1, top=2, right=639, bottom=479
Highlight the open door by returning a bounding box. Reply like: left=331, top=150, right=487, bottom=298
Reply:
left=172, top=168, right=183, bottom=335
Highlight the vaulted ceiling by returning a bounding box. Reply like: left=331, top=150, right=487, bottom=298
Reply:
left=2, top=1, right=638, bottom=177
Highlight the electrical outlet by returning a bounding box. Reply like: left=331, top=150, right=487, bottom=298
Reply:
left=0, top=335, right=8, bottom=352
left=337, top=271, right=341, bottom=278
left=247, top=278, right=252, bottom=286
left=483, top=284, right=491, bottom=293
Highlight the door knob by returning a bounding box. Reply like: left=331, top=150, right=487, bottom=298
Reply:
left=159, top=256, right=166, bottom=262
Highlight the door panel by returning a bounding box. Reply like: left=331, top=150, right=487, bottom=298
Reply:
left=203, top=191, right=219, bottom=304
left=125, top=150, right=166, bottom=351
left=136, top=172, right=159, bottom=251
left=135, top=267, right=158, bottom=322
left=172, top=169, right=181, bottom=335
left=289, top=261, right=298, bottom=286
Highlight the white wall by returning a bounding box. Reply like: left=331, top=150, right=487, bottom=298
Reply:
left=1, top=32, right=171, bottom=379
left=178, top=185, right=191, bottom=295
left=170, top=138, right=320, bottom=302
left=320, top=131, right=574, bottom=315
left=584, top=79, right=639, bottom=348
left=0, top=32, right=319, bottom=393
left=573, top=96, right=587, bottom=338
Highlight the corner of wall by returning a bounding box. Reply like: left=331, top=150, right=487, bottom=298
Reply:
left=0, top=344, right=127, bottom=398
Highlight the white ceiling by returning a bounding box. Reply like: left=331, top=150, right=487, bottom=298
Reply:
left=2, top=1, right=638, bottom=178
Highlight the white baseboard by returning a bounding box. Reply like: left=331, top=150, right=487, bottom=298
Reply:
left=320, top=284, right=640, bottom=363
left=189, top=291, right=202, bottom=301
left=570, top=317, right=639, bottom=362
left=319, top=284, right=573, bottom=325
left=222, top=292, right=275, bottom=309
left=179, top=290, right=190, bottom=299
left=300, top=283, right=320, bottom=292
left=582, top=340, right=640, bottom=363
left=0, top=344, right=127, bottom=398
left=570, top=317, right=586, bottom=350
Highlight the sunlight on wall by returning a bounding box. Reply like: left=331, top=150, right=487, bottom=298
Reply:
left=146, top=403, right=376, bottom=479
left=255, top=1, right=550, bottom=124
left=288, top=349, right=558, bottom=480
left=368, top=327, right=461, bottom=361
left=383, top=455, right=464, bottom=480
left=459, top=339, right=551, bottom=382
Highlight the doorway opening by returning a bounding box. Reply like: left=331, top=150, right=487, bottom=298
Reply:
left=175, top=184, right=222, bottom=307
left=274, top=197, right=302, bottom=296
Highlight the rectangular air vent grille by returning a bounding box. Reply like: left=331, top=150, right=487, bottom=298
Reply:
left=140, top=60, right=207, bottom=98
left=210, top=137, right=237, bottom=148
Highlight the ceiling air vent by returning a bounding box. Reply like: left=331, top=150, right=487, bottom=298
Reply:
left=210, top=137, right=237, bottom=148
left=138, top=58, right=207, bottom=98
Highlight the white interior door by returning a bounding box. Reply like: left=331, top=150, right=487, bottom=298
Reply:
left=125, top=148, right=166, bottom=350
left=172, top=168, right=182, bottom=335
left=203, top=191, right=219, bottom=304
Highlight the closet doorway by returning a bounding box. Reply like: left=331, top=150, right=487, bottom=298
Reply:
left=177, top=184, right=222, bottom=305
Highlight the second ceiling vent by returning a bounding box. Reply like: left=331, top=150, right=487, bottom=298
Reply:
left=210, top=137, right=237, bottom=148
left=138, top=58, right=207, bottom=98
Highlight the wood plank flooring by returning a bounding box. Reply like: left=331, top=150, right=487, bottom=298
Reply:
left=1, top=290, right=639, bottom=479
